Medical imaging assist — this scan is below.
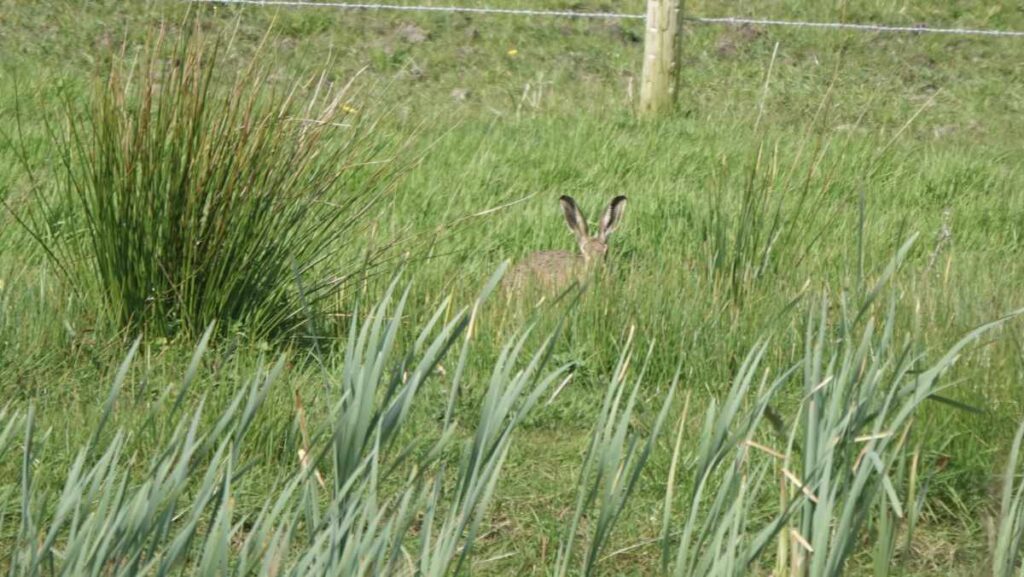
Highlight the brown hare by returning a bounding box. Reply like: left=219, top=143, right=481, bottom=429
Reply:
left=505, top=195, right=627, bottom=293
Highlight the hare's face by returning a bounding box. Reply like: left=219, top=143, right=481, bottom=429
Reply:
left=580, top=238, right=609, bottom=262
left=560, top=195, right=627, bottom=262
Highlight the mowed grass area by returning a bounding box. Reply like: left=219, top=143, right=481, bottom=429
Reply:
left=2, top=1, right=1024, bottom=575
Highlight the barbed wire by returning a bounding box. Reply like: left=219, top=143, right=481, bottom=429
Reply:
left=190, top=0, right=1024, bottom=38
left=692, top=16, right=1024, bottom=37
left=190, top=0, right=644, bottom=20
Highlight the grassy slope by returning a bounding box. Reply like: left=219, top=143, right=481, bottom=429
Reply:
left=2, top=1, right=1024, bottom=574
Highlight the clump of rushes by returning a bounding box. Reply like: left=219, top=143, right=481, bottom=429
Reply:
left=35, top=20, right=401, bottom=339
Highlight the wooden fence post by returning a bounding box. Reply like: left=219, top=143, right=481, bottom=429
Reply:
left=639, top=0, right=682, bottom=116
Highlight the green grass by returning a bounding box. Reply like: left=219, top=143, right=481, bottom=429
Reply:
left=2, top=0, right=1024, bottom=575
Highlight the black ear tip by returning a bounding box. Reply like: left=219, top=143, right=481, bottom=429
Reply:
left=560, top=195, right=576, bottom=204
left=612, top=195, right=627, bottom=205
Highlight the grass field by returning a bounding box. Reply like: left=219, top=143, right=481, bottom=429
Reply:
left=2, top=1, right=1024, bottom=575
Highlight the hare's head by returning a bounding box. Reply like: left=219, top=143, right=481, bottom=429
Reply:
left=559, top=195, right=627, bottom=263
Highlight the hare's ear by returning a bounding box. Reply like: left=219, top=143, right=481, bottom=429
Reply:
left=560, top=195, right=589, bottom=239
left=598, top=195, right=627, bottom=241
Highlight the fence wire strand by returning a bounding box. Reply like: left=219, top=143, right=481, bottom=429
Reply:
left=692, top=16, right=1024, bottom=38
left=191, top=0, right=1024, bottom=38
left=190, top=0, right=644, bottom=20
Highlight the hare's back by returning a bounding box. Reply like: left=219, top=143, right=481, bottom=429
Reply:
left=506, top=250, right=581, bottom=290
left=520, top=250, right=578, bottom=269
